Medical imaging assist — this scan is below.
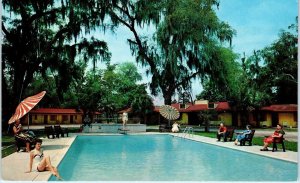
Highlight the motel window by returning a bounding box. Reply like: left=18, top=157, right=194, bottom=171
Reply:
left=50, top=115, right=57, bottom=121
left=34, top=115, right=37, bottom=120
left=62, top=115, right=68, bottom=121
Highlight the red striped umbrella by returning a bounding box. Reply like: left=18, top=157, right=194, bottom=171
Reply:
left=8, top=91, right=46, bottom=124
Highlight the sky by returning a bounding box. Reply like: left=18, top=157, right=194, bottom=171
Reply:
left=93, top=0, right=298, bottom=106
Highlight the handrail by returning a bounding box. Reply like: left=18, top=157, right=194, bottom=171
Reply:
left=182, top=126, right=194, bottom=138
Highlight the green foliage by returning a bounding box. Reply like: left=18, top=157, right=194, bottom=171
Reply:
left=75, top=62, right=152, bottom=118
left=196, top=47, right=240, bottom=101
left=2, top=0, right=111, bottom=117
left=130, top=85, right=154, bottom=123
left=256, top=25, right=298, bottom=104
left=197, top=19, right=298, bottom=124
left=26, top=61, right=153, bottom=119
left=112, top=0, right=236, bottom=104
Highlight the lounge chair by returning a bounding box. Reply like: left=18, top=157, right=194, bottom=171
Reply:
left=45, top=126, right=55, bottom=139
left=159, top=124, right=171, bottom=132
left=239, top=130, right=255, bottom=146
left=272, top=136, right=285, bottom=152
left=118, top=128, right=130, bottom=134
left=54, top=125, right=69, bottom=138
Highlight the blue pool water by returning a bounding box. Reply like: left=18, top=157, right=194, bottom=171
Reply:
left=49, top=135, right=297, bottom=181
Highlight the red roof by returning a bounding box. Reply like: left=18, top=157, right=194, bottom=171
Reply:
left=154, top=102, right=231, bottom=113
left=118, top=108, right=132, bottom=114
left=154, top=106, right=160, bottom=112
left=29, top=108, right=84, bottom=114
left=215, top=102, right=231, bottom=111
left=261, top=104, right=297, bottom=112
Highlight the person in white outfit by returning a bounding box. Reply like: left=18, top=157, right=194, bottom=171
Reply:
left=172, top=122, right=180, bottom=133
left=122, top=112, right=128, bottom=128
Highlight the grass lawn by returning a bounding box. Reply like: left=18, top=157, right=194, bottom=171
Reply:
left=194, top=131, right=298, bottom=152
left=2, top=135, right=16, bottom=158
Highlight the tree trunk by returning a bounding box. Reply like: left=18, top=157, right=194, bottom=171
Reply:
left=204, top=120, right=209, bottom=132
left=163, top=91, right=173, bottom=105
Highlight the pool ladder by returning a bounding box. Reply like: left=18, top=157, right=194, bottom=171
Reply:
left=182, top=126, right=194, bottom=138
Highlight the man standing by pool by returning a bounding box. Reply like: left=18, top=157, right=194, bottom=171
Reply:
left=217, top=122, right=228, bottom=142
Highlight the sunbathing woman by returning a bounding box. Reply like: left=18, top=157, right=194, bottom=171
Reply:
left=26, top=139, right=62, bottom=180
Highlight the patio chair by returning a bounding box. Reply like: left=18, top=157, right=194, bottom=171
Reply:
left=239, top=130, right=255, bottom=146
left=272, top=136, right=285, bottom=152
left=45, top=126, right=55, bottom=139
left=226, top=127, right=235, bottom=141
left=54, top=125, right=69, bottom=138
left=15, top=134, right=37, bottom=152
left=159, top=124, right=171, bottom=132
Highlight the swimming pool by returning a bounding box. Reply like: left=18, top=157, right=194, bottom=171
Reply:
left=49, top=135, right=297, bottom=181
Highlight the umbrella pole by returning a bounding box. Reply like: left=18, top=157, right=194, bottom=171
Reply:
left=7, top=124, right=10, bottom=134
left=18, top=71, right=27, bottom=103
left=28, top=114, right=30, bottom=131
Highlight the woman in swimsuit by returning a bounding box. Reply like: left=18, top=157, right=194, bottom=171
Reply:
left=26, top=139, right=62, bottom=180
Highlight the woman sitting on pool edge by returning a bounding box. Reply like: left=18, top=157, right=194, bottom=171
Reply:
left=25, top=139, right=62, bottom=180
left=234, top=125, right=252, bottom=145
left=260, top=124, right=285, bottom=151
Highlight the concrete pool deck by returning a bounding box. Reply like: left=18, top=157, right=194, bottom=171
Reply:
left=1, top=132, right=298, bottom=181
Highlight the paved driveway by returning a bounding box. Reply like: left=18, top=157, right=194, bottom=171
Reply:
left=1, top=136, right=75, bottom=181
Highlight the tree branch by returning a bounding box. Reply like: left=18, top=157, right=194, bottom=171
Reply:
left=109, top=4, right=159, bottom=78
left=27, top=8, right=62, bottom=25
left=174, top=70, right=201, bottom=89
left=2, top=22, right=10, bottom=38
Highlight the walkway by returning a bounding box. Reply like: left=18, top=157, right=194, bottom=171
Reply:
left=1, top=132, right=298, bottom=181
left=1, top=136, right=76, bottom=181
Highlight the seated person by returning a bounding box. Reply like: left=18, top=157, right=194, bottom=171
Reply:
left=26, top=139, right=62, bottom=180
left=216, top=123, right=228, bottom=142
left=260, top=124, right=285, bottom=151
left=13, top=119, right=35, bottom=152
left=234, top=125, right=251, bottom=145
left=171, top=122, right=180, bottom=133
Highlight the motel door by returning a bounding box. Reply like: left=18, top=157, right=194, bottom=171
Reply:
left=70, top=115, right=74, bottom=124
left=44, top=115, right=48, bottom=124
left=271, top=112, right=278, bottom=127
left=29, top=115, right=32, bottom=125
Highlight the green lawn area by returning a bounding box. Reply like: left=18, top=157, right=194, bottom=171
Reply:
left=194, top=131, right=298, bottom=152
left=2, top=136, right=16, bottom=158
